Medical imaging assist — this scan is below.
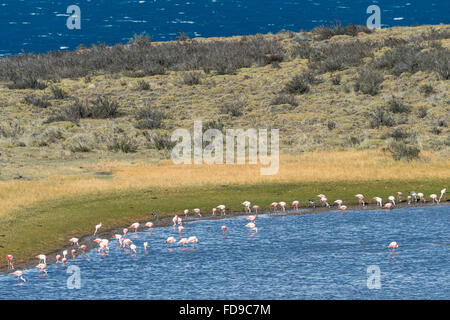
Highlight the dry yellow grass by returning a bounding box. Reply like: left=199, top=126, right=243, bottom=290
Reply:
left=1, top=149, right=448, bottom=217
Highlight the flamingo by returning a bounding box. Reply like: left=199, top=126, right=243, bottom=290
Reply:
left=165, top=236, right=176, bottom=244
left=417, top=193, right=425, bottom=203
left=36, top=254, right=46, bottom=264
left=339, top=205, right=347, bottom=211
left=184, top=209, right=189, bottom=217
left=71, top=249, right=77, bottom=260
left=355, top=194, right=365, bottom=206
left=334, top=200, right=343, bottom=206
left=123, top=228, right=129, bottom=237
left=270, top=202, right=278, bottom=211
left=6, top=255, right=14, bottom=270
left=430, top=194, right=439, bottom=204
left=56, top=254, right=61, bottom=263
left=292, top=200, right=299, bottom=211
left=80, top=245, right=87, bottom=254
left=62, top=250, right=68, bottom=260
left=62, top=257, right=67, bottom=265
left=113, top=234, right=123, bottom=246
left=245, top=222, right=256, bottom=228
left=317, top=194, right=326, bottom=199
left=145, top=222, right=154, bottom=229
left=178, top=226, right=185, bottom=234
left=407, top=196, right=412, bottom=205
left=320, top=197, right=330, bottom=208
left=384, top=203, right=393, bottom=210
left=397, top=192, right=403, bottom=203
left=188, top=236, right=198, bottom=244
left=172, top=215, right=179, bottom=226
left=217, top=205, right=226, bottom=215
left=221, top=225, right=228, bottom=235
left=279, top=201, right=286, bottom=212
left=130, top=244, right=137, bottom=254
left=129, top=222, right=140, bottom=232
left=212, top=208, right=217, bottom=216
left=12, top=270, right=26, bottom=283
left=246, top=215, right=256, bottom=222
left=388, top=241, right=398, bottom=251
left=193, top=208, right=202, bottom=217
left=143, top=242, right=149, bottom=251
left=35, top=263, right=47, bottom=275
left=94, top=222, right=102, bottom=235
left=388, top=196, right=396, bottom=206
left=252, top=205, right=260, bottom=214
left=69, top=237, right=80, bottom=247
left=439, top=188, right=446, bottom=202
left=373, top=197, right=382, bottom=207
left=178, top=238, right=189, bottom=246
left=242, top=201, right=251, bottom=213
left=122, top=239, right=133, bottom=248
left=410, top=191, right=417, bottom=202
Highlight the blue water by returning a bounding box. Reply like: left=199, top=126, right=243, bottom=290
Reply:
left=1, top=205, right=449, bottom=299
left=0, top=0, right=449, bottom=56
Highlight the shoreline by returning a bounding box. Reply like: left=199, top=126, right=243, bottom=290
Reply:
left=3, top=199, right=448, bottom=275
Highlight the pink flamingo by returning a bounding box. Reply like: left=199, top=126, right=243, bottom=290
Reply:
left=69, top=237, right=80, bottom=247
left=212, top=208, right=217, bottom=215
left=71, top=249, right=77, bottom=260
left=130, top=244, right=137, bottom=255
left=397, top=192, right=403, bottom=203
left=12, top=270, right=26, bottom=282
left=388, top=241, right=398, bottom=251
left=270, top=202, right=278, bottom=211
left=334, top=200, right=343, bottom=206
left=373, top=197, right=383, bottom=207
left=143, top=242, right=149, bottom=252
left=242, top=201, right=251, bottom=213
left=178, top=238, right=189, bottom=246
left=319, top=197, right=330, bottom=208
left=245, top=222, right=256, bottom=228
left=172, top=215, right=179, bottom=226
left=388, top=196, right=396, bottom=206
left=123, top=228, right=128, bottom=237
left=80, top=245, right=87, bottom=254
left=217, top=205, right=226, bottom=215
left=36, top=254, right=46, bottom=264
left=407, top=196, right=412, bottom=205
left=439, top=188, right=446, bottom=202
left=128, top=222, right=140, bottom=232
left=94, top=222, right=102, bottom=236
left=246, top=215, right=256, bottom=222
left=279, top=201, right=286, bottom=212
left=355, top=194, right=365, bottom=206
left=165, top=236, right=176, bottom=244
left=56, top=254, right=61, bottom=263
left=417, top=193, right=425, bottom=203
left=221, top=225, right=228, bottom=235
left=193, top=208, right=202, bottom=217
left=188, top=236, right=198, bottom=245
left=145, top=222, right=154, bottom=229
left=252, top=205, right=260, bottom=214
left=292, top=200, right=299, bottom=211
left=122, top=238, right=133, bottom=248
left=339, top=205, right=347, bottom=211
left=184, top=209, right=189, bottom=217
left=430, top=194, right=439, bottom=204
left=384, top=203, right=393, bottom=210
left=35, top=263, right=47, bottom=276
left=178, top=226, right=185, bottom=235
left=6, top=255, right=14, bottom=270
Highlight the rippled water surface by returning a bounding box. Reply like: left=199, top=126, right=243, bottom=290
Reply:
left=0, top=205, right=449, bottom=299
left=1, top=0, right=449, bottom=55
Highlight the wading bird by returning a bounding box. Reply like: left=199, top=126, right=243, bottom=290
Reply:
left=388, top=196, right=396, bottom=206
left=217, top=205, right=226, bottom=215
left=417, top=193, right=425, bottom=203
left=130, top=244, right=137, bottom=255
left=270, top=202, right=278, bottom=211
left=430, top=194, right=439, bottom=204
left=319, top=197, right=330, bottom=208
left=35, top=263, right=47, bottom=276
left=129, top=222, right=140, bottom=232
left=245, top=222, right=256, bottom=229
left=36, top=254, right=46, bottom=264
left=165, top=236, right=176, bottom=244
left=339, top=205, right=347, bottom=211
left=388, top=241, right=398, bottom=251
left=184, top=209, right=189, bottom=217
left=242, top=201, right=251, bottom=213
left=193, top=208, right=202, bottom=217
left=279, top=201, right=287, bottom=212
left=188, top=236, right=198, bottom=245
left=373, top=197, right=383, bottom=207
left=123, top=228, right=128, bottom=237
left=178, top=238, right=189, bottom=246
left=94, top=223, right=102, bottom=236
left=71, top=249, right=77, bottom=260
left=334, top=200, right=343, bottom=206
left=178, top=226, right=185, bottom=235
left=407, top=196, right=412, bottom=205
left=145, top=222, right=154, bottom=229
left=80, top=245, right=87, bottom=254
left=143, top=242, right=149, bottom=252
left=355, top=194, right=365, bottom=206
left=172, top=215, right=179, bottom=226
left=397, top=192, right=403, bottom=203
left=69, top=238, right=80, bottom=247
left=384, top=203, right=393, bottom=210
left=6, top=255, right=14, bottom=270
left=212, top=208, right=217, bottom=216
left=439, top=188, right=446, bottom=202
left=221, top=225, right=228, bottom=235
left=252, top=205, right=260, bottom=214
left=12, top=270, right=26, bottom=282
left=292, top=201, right=299, bottom=211
left=56, top=255, right=61, bottom=263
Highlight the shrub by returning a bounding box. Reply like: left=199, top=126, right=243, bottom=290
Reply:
left=327, top=120, right=336, bottom=131
left=23, top=94, right=51, bottom=108
left=284, top=74, right=310, bottom=94
left=311, top=22, right=373, bottom=41
left=65, top=134, right=94, bottom=152
left=91, top=96, right=121, bottom=118
left=7, top=76, right=47, bottom=90
left=387, top=126, right=413, bottom=141
left=107, top=133, right=138, bottom=153
left=136, top=80, right=150, bottom=91
left=50, top=86, right=69, bottom=99
left=331, top=74, right=341, bottom=85
left=369, top=106, right=396, bottom=128
left=417, top=106, right=428, bottom=118
left=143, top=131, right=176, bottom=150
left=219, top=101, right=245, bottom=117
left=420, top=84, right=434, bottom=96
left=182, top=71, right=203, bottom=85
left=134, top=105, right=166, bottom=129
left=270, top=94, right=298, bottom=107
left=387, top=140, right=421, bottom=161
left=386, top=97, right=411, bottom=114
left=354, top=67, right=384, bottom=95
left=0, top=120, right=24, bottom=138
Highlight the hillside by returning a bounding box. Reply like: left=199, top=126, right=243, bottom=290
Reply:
left=0, top=24, right=449, bottom=182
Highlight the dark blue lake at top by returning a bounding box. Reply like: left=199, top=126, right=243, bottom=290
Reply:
left=0, top=0, right=449, bottom=56
left=0, top=205, right=449, bottom=300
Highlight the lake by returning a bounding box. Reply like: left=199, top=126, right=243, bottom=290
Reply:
left=1, top=205, right=449, bottom=299
left=0, top=0, right=449, bottom=56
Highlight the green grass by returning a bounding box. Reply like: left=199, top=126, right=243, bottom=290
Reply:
left=1, top=178, right=447, bottom=269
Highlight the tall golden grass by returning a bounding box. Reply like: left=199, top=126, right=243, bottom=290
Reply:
left=1, top=150, right=448, bottom=217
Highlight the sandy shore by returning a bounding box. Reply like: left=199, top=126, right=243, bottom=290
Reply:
left=2, top=199, right=449, bottom=274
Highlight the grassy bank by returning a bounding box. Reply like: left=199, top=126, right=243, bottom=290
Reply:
left=0, top=150, right=448, bottom=269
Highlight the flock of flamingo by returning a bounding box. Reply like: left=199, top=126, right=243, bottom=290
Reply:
left=4, top=188, right=447, bottom=283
